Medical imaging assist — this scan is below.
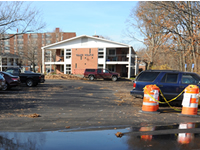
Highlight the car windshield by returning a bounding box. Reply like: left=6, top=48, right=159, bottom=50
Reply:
left=6, top=70, right=14, bottom=74
left=1, top=71, right=16, bottom=77
left=136, top=72, right=160, bottom=82
left=24, top=71, right=34, bottom=73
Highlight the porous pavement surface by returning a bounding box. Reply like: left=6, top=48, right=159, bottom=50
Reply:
left=0, top=74, right=199, bottom=132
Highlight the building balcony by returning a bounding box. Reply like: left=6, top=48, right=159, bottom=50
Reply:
left=106, top=54, right=128, bottom=62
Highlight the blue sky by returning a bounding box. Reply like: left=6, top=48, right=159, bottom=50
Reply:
left=32, top=1, right=142, bottom=50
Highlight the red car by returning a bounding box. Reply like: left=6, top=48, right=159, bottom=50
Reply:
left=0, top=71, right=21, bottom=90
left=83, top=69, right=120, bottom=81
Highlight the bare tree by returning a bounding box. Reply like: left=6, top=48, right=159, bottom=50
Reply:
left=127, top=1, right=200, bottom=72
left=126, top=2, right=170, bottom=69
left=149, top=1, right=200, bottom=72
left=23, top=35, right=39, bottom=72
left=0, top=1, right=45, bottom=41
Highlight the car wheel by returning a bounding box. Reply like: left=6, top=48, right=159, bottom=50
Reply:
left=112, top=76, right=117, bottom=81
left=26, top=79, right=34, bottom=87
left=2, top=83, right=8, bottom=91
left=89, top=75, right=94, bottom=81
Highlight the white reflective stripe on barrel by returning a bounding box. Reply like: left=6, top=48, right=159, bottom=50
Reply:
left=183, top=103, right=198, bottom=108
left=142, top=102, right=158, bottom=106
left=184, top=93, right=198, bottom=99
left=144, top=94, right=154, bottom=98
left=144, top=94, right=159, bottom=102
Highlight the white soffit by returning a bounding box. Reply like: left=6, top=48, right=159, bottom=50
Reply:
left=42, top=35, right=131, bottom=50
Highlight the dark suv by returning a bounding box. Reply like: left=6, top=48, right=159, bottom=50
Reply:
left=130, top=70, right=200, bottom=100
left=84, top=69, right=120, bottom=81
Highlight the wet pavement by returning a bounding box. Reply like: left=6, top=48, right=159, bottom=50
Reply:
left=1, top=122, right=200, bottom=150
left=1, top=79, right=200, bottom=149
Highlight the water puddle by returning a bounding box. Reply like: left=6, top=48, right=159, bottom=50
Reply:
left=1, top=123, right=200, bottom=150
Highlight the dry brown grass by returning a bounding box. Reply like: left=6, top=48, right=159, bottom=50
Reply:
left=45, top=74, right=87, bottom=80
left=18, top=113, right=41, bottom=118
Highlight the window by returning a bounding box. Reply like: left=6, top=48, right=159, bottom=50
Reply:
left=2, top=58, right=7, bottom=65
left=161, top=73, right=178, bottom=83
left=61, top=50, right=64, bottom=56
left=103, top=69, right=109, bottom=73
left=66, top=49, right=71, bottom=59
left=17, top=35, right=23, bottom=39
left=108, top=65, right=115, bottom=72
left=89, top=49, right=91, bottom=54
left=137, top=72, right=160, bottom=82
left=98, top=48, right=104, bottom=58
left=181, top=74, right=200, bottom=84
left=4, top=40, right=9, bottom=45
left=60, top=65, right=64, bottom=72
left=97, top=69, right=102, bottom=73
left=46, top=40, right=51, bottom=44
left=80, top=56, right=82, bottom=60
left=98, top=64, right=103, bottom=69
left=4, top=46, right=10, bottom=50
left=30, top=34, right=38, bottom=38
left=109, top=49, right=116, bottom=56
left=86, top=69, right=95, bottom=72
left=75, top=63, right=77, bottom=68
left=18, top=46, right=23, bottom=50
left=45, top=34, right=51, bottom=38
left=66, top=64, right=71, bottom=74
left=17, top=41, right=23, bottom=44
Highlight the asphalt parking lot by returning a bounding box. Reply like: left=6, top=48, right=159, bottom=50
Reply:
left=0, top=79, right=200, bottom=132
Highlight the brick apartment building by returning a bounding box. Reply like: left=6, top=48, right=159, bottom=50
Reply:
left=42, top=35, right=138, bottom=78
left=0, top=28, right=76, bottom=72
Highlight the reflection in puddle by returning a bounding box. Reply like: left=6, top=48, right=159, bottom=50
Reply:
left=127, top=122, right=200, bottom=150
left=0, top=128, right=130, bottom=150
left=1, top=123, right=200, bottom=150
left=177, top=123, right=195, bottom=144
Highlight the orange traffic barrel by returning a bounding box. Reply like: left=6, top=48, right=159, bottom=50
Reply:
left=140, top=127, right=154, bottom=141
left=177, top=123, right=194, bottom=144
left=181, top=85, right=199, bottom=116
left=140, top=85, right=160, bottom=113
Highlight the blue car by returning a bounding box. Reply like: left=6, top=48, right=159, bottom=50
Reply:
left=130, top=70, right=200, bottom=101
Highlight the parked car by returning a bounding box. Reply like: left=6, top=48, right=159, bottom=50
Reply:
left=0, top=74, right=5, bottom=90
left=5, top=68, right=45, bottom=87
left=84, top=68, right=120, bottom=81
left=130, top=70, right=200, bottom=101
left=24, top=71, right=34, bottom=73
left=0, top=71, right=21, bottom=90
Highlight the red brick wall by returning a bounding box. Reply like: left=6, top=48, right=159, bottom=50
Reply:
left=63, top=33, right=76, bottom=40
left=71, top=48, right=98, bottom=74
left=9, top=35, right=14, bottom=54
left=116, top=65, right=121, bottom=74
left=56, top=49, right=61, bottom=61
left=56, top=65, right=64, bottom=74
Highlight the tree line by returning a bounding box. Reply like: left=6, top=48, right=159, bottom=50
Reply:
left=127, top=1, right=200, bottom=73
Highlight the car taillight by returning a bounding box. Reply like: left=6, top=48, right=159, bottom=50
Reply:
left=11, top=78, right=18, bottom=81
left=39, top=76, right=41, bottom=79
left=133, top=82, right=136, bottom=89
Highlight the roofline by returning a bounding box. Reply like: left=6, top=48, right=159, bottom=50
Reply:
left=41, top=35, right=132, bottom=49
